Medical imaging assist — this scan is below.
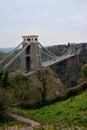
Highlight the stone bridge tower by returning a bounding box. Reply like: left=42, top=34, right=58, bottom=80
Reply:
left=21, top=35, right=41, bottom=73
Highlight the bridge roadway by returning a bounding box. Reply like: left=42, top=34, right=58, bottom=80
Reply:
left=42, top=54, right=75, bottom=67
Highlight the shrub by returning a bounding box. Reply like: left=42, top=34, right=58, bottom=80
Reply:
left=82, top=64, right=87, bottom=78
left=0, top=88, right=9, bottom=122
left=65, top=89, right=78, bottom=98
left=9, top=74, right=32, bottom=108
left=0, top=69, right=9, bottom=122
left=78, top=64, right=87, bottom=84
left=0, top=69, right=9, bottom=88
left=78, top=77, right=85, bottom=84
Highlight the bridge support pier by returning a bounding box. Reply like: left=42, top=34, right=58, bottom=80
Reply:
left=21, top=35, right=41, bottom=73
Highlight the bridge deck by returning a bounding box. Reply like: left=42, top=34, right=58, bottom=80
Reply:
left=42, top=54, right=75, bottom=67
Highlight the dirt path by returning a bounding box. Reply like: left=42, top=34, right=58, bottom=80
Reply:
left=9, top=114, right=40, bottom=130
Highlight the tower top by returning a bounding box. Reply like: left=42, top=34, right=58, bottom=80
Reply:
left=22, top=35, right=39, bottom=43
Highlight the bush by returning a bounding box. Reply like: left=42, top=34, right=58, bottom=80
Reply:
left=65, top=89, right=78, bottom=98
left=0, top=69, right=9, bottom=88
left=82, top=64, right=87, bottom=78
left=78, top=77, right=85, bottom=84
left=78, top=64, right=87, bottom=84
left=0, top=69, right=9, bottom=122
left=0, top=88, right=9, bottom=122
left=9, top=74, right=32, bottom=108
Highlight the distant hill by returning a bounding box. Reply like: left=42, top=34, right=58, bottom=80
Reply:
left=0, top=48, right=15, bottom=61
left=0, top=47, right=15, bottom=53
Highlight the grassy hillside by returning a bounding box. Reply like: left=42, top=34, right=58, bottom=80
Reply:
left=15, top=90, right=87, bottom=128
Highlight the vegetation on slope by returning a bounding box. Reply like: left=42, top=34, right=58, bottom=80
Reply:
left=14, top=64, right=87, bottom=128
left=0, top=67, right=65, bottom=124
left=78, top=64, right=87, bottom=84
left=0, top=63, right=87, bottom=129
left=8, top=68, right=65, bottom=108
left=15, top=90, right=87, bottom=128
left=0, top=69, right=9, bottom=122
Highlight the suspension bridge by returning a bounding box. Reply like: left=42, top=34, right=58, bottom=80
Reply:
left=0, top=35, right=80, bottom=74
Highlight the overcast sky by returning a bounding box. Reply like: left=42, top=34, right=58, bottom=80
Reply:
left=0, top=0, right=87, bottom=47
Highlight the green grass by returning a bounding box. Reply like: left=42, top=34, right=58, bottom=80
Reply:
left=15, top=90, right=87, bottom=127
left=0, top=120, right=31, bottom=127
left=0, top=120, right=31, bottom=130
